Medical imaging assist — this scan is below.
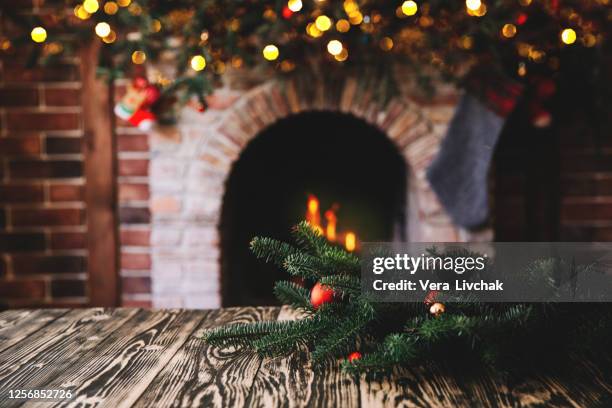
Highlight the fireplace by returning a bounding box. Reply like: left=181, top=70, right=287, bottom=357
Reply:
left=149, top=77, right=481, bottom=308
left=220, top=111, right=407, bottom=306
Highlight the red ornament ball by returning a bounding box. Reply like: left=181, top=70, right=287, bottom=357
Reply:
left=310, top=282, right=335, bottom=309
left=347, top=351, right=362, bottom=362
left=282, top=6, right=293, bottom=19
left=516, top=13, right=528, bottom=25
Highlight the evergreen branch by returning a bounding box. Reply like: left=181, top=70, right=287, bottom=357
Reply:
left=273, top=281, right=313, bottom=311
left=250, top=237, right=301, bottom=268
left=292, top=221, right=332, bottom=254
left=283, top=252, right=328, bottom=279
left=201, top=320, right=296, bottom=349
left=342, top=333, right=419, bottom=374
left=254, top=316, right=334, bottom=356
left=319, top=275, right=361, bottom=297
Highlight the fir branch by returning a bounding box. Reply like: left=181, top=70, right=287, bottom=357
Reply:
left=201, top=320, right=296, bottom=349
left=319, top=275, right=361, bottom=297
left=273, top=281, right=313, bottom=311
left=342, top=333, right=419, bottom=374
left=254, top=316, right=334, bottom=356
left=283, top=252, right=328, bottom=279
left=250, top=237, right=301, bottom=268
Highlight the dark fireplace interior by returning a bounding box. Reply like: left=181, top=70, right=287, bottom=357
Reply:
left=220, top=111, right=407, bottom=306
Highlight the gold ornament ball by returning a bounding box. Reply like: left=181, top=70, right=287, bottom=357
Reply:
left=429, top=302, right=446, bottom=317
left=31, top=27, right=47, bottom=43
left=83, top=0, right=100, bottom=14
left=401, top=0, right=418, bottom=16
left=315, top=15, right=332, bottom=32
left=262, top=44, right=279, bottom=61
left=131, top=50, right=146, bottom=64
left=190, top=55, right=206, bottom=71
left=561, top=28, right=577, bottom=45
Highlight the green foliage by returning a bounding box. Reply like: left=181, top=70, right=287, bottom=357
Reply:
left=202, top=222, right=612, bottom=375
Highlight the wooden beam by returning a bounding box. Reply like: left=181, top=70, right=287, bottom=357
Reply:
left=80, top=40, right=119, bottom=306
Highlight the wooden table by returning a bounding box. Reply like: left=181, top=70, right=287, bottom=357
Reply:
left=0, top=307, right=609, bottom=407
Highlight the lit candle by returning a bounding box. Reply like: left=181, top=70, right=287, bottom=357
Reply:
left=345, top=232, right=356, bottom=252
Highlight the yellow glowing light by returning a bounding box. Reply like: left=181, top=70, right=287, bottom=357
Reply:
left=74, top=5, right=91, bottom=19
left=380, top=36, right=394, bottom=51
left=335, top=47, right=348, bottom=61
left=151, top=19, right=162, bottom=32
left=343, top=0, right=358, bottom=13
left=501, top=23, right=517, bottom=38
left=315, top=15, right=332, bottom=31
left=262, top=44, right=279, bottom=61
left=465, top=0, right=481, bottom=11
left=517, top=62, right=527, bottom=77
left=306, top=23, right=323, bottom=38
left=131, top=50, right=146, bottom=64
left=104, top=1, right=118, bottom=14
left=401, top=0, right=418, bottom=16
left=467, top=3, right=487, bottom=16
left=287, top=0, right=303, bottom=12
left=31, top=27, right=47, bottom=43
left=336, top=19, right=350, bottom=33
left=102, top=30, right=116, bottom=43
left=1, top=40, right=11, bottom=51
left=348, top=11, right=363, bottom=25
left=117, top=0, right=131, bottom=6
left=95, top=22, right=111, bottom=38
left=190, top=55, right=206, bottom=71
left=560, top=28, right=577, bottom=45
left=83, top=0, right=100, bottom=14
left=327, top=40, right=343, bottom=56
left=345, top=232, right=356, bottom=252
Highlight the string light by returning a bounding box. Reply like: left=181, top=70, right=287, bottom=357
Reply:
left=102, top=31, right=116, bottom=43
left=74, top=5, right=90, bottom=19
left=465, top=0, right=481, bottom=11
left=104, top=1, right=118, bottom=14
left=348, top=11, right=363, bottom=25
left=315, top=15, right=332, bottom=31
left=501, top=23, right=517, bottom=38
left=131, top=50, right=146, bottom=64
left=327, top=40, right=343, bottom=56
left=151, top=19, right=162, bottom=32
left=95, top=22, right=111, bottom=38
left=306, top=23, right=323, bottom=38
left=560, top=28, right=577, bottom=44
left=262, top=44, right=279, bottom=61
left=287, top=0, right=302, bottom=12
left=30, top=27, right=47, bottom=43
left=190, top=55, right=206, bottom=71
left=83, top=0, right=100, bottom=14
left=401, top=1, right=418, bottom=16
left=336, top=19, right=350, bottom=33
left=582, top=33, right=597, bottom=47
left=335, top=47, right=348, bottom=62
left=380, top=36, right=394, bottom=51
left=117, top=0, right=131, bottom=6
left=517, top=61, right=526, bottom=76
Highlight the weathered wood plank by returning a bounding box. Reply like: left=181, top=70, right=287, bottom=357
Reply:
left=0, top=309, right=69, bottom=354
left=245, top=306, right=360, bottom=408
left=132, top=307, right=280, bottom=408
left=0, top=308, right=139, bottom=406
left=22, top=309, right=203, bottom=408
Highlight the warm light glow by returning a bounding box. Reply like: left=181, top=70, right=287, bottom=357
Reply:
left=324, top=209, right=337, bottom=242
left=95, top=22, right=111, bottom=38
left=345, top=232, right=356, bottom=252
left=465, top=0, right=481, bottom=11
left=306, top=23, right=323, bottom=38
left=74, top=5, right=91, bottom=19
left=335, top=47, right=348, bottom=61
left=131, top=50, right=146, bottom=64
left=343, top=0, right=358, bottom=13
left=315, top=15, right=332, bottom=31
left=582, top=33, right=597, bottom=47
left=380, top=36, right=394, bottom=51
left=327, top=40, right=343, bottom=56
left=501, top=23, right=517, bottom=38
left=117, top=0, right=131, bottom=7
left=401, top=0, right=418, bottom=16
left=104, top=1, right=118, bottom=14
left=517, top=62, right=526, bottom=77
left=560, top=28, right=577, bottom=45
left=102, top=31, right=116, bottom=43
left=30, top=27, right=47, bottom=43
left=348, top=11, right=363, bottom=25
left=190, top=55, right=206, bottom=71
left=306, top=195, right=322, bottom=232
left=262, top=44, right=279, bottom=60
left=336, top=19, right=350, bottom=33
left=83, top=0, right=100, bottom=14
left=287, top=0, right=303, bottom=12
left=151, top=19, right=162, bottom=32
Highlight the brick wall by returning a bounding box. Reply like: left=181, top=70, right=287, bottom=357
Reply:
left=0, top=53, right=87, bottom=307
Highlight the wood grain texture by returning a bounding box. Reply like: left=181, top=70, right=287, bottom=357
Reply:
left=0, top=308, right=609, bottom=408
left=0, top=309, right=68, bottom=354
left=132, top=307, right=280, bottom=408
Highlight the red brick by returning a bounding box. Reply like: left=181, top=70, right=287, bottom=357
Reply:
left=12, top=255, right=86, bottom=275
left=120, top=229, right=150, bottom=246
left=1, top=62, right=79, bottom=82
left=0, top=88, right=39, bottom=106
left=44, top=88, right=81, bottom=106
left=118, top=159, right=149, bottom=176
left=0, top=232, right=46, bottom=252
left=12, top=208, right=85, bottom=227
left=49, top=184, right=84, bottom=201
left=45, top=136, right=82, bottom=154
left=0, top=136, right=41, bottom=155
left=50, top=279, right=86, bottom=297
left=9, top=160, right=82, bottom=179
left=0, top=184, right=44, bottom=203
left=119, top=207, right=150, bottom=224
left=119, top=183, right=149, bottom=202
left=120, top=253, right=151, bottom=270
left=121, top=299, right=152, bottom=308
left=117, top=134, right=149, bottom=152
left=0, top=280, right=46, bottom=299
left=50, top=232, right=87, bottom=250
left=121, top=276, right=151, bottom=294
left=5, top=112, right=80, bottom=131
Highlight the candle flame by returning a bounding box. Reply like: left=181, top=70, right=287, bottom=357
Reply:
left=345, top=232, right=356, bottom=252
left=324, top=209, right=337, bottom=242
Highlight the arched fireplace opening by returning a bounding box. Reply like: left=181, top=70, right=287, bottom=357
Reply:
left=220, top=111, right=407, bottom=306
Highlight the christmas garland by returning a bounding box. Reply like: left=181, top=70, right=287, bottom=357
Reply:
left=202, top=222, right=612, bottom=374
left=2, top=0, right=610, bottom=121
